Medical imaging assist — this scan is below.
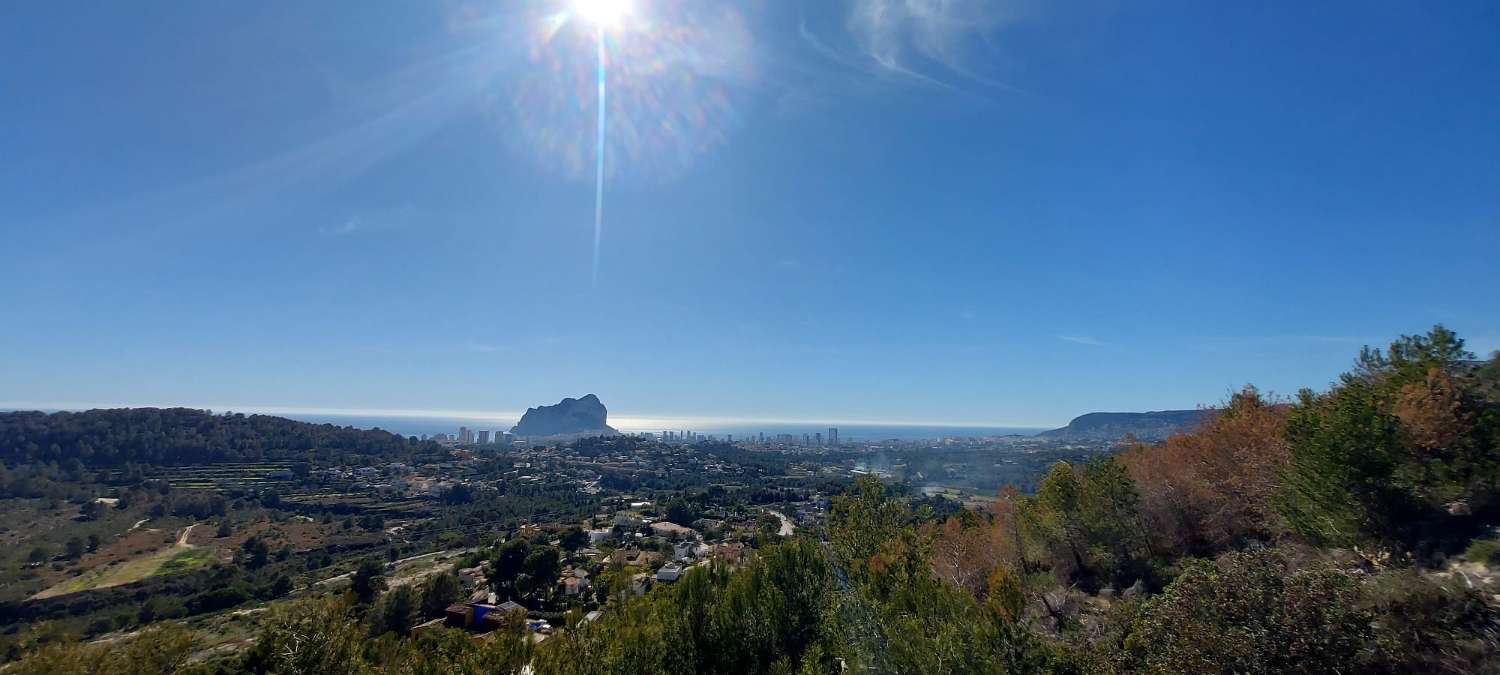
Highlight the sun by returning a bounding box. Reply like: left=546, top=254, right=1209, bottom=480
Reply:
left=572, top=0, right=632, bottom=29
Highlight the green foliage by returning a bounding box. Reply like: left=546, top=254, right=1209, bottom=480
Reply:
left=559, top=525, right=589, bottom=551
left=1358, top=569, right=1500, bottom=674
left=1276, top=325, right=1500, bottom=550
left=488, top=538, right=530, bottom=598
left=351, top=558, right=387, bottom=604
left=367, top=627, right=533, bottom=674
left=664, top=496, right=703, bottom=526
left=6, top=624, right=199, bottom=675
left=1120, top=549, right=1370, bottom=674
left=370, top=585, right=419, bottom=637
left=824, top=477, right=1055, bottom=674
left=522, top=545, right=562, bottom=598
left=242, top=535, right=270, bottom=569
left=249, top=598, right=368, bottom=674
left=1018, top=458, right=1155, bottom=591
left=0, top=407, right=443, bottom=469
left=536, top=539, right=834, bottom=675
left=1465, top=537, right=1500, bottom=565
left=420, top=572, right=464, bottom=619
left=1278, top=379, right=1415, bottom=546
left=827, top=477, right=915, bottom=586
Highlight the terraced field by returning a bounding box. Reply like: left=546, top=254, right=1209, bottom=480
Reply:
left=149, top=463, right=298, bottom=490
left=281, top=492, right=431, bottom=516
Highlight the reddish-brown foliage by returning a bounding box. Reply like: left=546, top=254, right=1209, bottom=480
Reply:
left=1393, top=367, right=1474, bottom=454
left=1121, top=387, right=1290, bottom=555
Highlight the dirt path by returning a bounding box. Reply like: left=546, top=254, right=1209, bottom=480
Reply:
left=177, top=523, right=197, bottom=547
left=128, top=519, right=149, bottom=532
left=769, top=510, right=795, bottom=536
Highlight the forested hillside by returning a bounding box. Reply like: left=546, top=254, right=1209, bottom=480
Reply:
left=0, top=408, right=441, bottom=467
left=7, top=327, right=1500, bottom=674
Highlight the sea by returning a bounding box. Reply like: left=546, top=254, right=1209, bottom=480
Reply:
left=3, top=408, right=1047, bottom=442
left=277, top=413, right=1046, bottom=442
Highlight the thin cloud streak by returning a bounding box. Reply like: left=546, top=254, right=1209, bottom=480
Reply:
left=318, top=218, right=360, bottom=236
left=797, top=0, right=1030, bottom=96
left=1058, top=335, right=1107, bottom=346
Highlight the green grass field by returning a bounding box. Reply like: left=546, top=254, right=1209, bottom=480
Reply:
left=158, top=546, right=214, bottom=575
left=32, top=541, right=214, bottom=599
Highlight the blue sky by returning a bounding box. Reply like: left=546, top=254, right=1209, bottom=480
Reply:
left=2, top=0, right=1498, bottom=428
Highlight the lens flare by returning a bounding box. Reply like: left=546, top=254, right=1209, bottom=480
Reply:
left=504, top=2, right=753, bottom=184
left=573, top=0, right=631, bottom=29
left=469, top=1, right=753, bottom=286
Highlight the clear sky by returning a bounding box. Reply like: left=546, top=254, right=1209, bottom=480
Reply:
left=2, top=0, right=1498, bottom=428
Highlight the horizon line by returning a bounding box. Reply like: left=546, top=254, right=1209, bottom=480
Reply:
left=0, top=401, right=1060, bottom=431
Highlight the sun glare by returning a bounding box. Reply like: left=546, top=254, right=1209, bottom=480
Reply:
left=573, top=0, right=631, bottom=29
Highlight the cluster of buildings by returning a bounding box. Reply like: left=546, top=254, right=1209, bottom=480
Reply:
left=637, top=428, right=843, bottom=448
left=426, top=427, right=520, bottom=447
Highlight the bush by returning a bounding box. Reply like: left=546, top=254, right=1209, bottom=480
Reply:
left=1463, top=538, right=1500, bottom=566
left=1122, top=549, right=1370, bottom=674
left=1360, top=570, right=1500, bottom=674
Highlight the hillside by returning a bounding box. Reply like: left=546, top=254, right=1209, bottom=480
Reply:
left=0, top=407, right=442, bottom=468
left=1038, top=409, right=1207, bottom=442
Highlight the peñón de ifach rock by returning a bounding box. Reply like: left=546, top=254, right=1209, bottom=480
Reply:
left=509, top=394, right=617, bottom=438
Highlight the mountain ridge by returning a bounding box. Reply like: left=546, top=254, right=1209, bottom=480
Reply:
left=1038, top=409, right=1207, bottom=442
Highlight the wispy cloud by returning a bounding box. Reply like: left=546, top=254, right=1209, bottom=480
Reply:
left=1058, top=335, right=1106, bottom=346
left=319, top=217, right=361, bottom=236
left=800, top=0, right=1030, bottom=94
left=462, top=341, right=501, bottom=353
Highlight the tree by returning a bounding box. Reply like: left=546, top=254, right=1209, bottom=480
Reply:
left=371, top=585, right=419, bottom=637
left=665, top=497, right=701, bottom=526
left=488, top=538, right=531, bottom=598
left=216, top=519, right=233, bottom=538
left=244, top=536, right=270, bottom=570
left=1124, top=387, right=1291, bottom=556
left=65, top=537, right=85, bottom=559
left=1276, top=326, right=1492, bottom=550
left=351, top=558, right=388, bottom=604
left=522, top=546, right=561, bottom=599
left=421, top=572, right=465, bottom=619
left=86, top=533, right=100, bottom=553
left=559, top=526, right=589, bottom=551
left=756, top=512, right=783, bottom=543
left=79, top=500, right=104, bottom=520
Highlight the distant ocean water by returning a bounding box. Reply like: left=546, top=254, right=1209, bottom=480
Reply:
left=277, top=413, right=1047, bottom=442
left=2, top=408, right=1048, bottom=441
